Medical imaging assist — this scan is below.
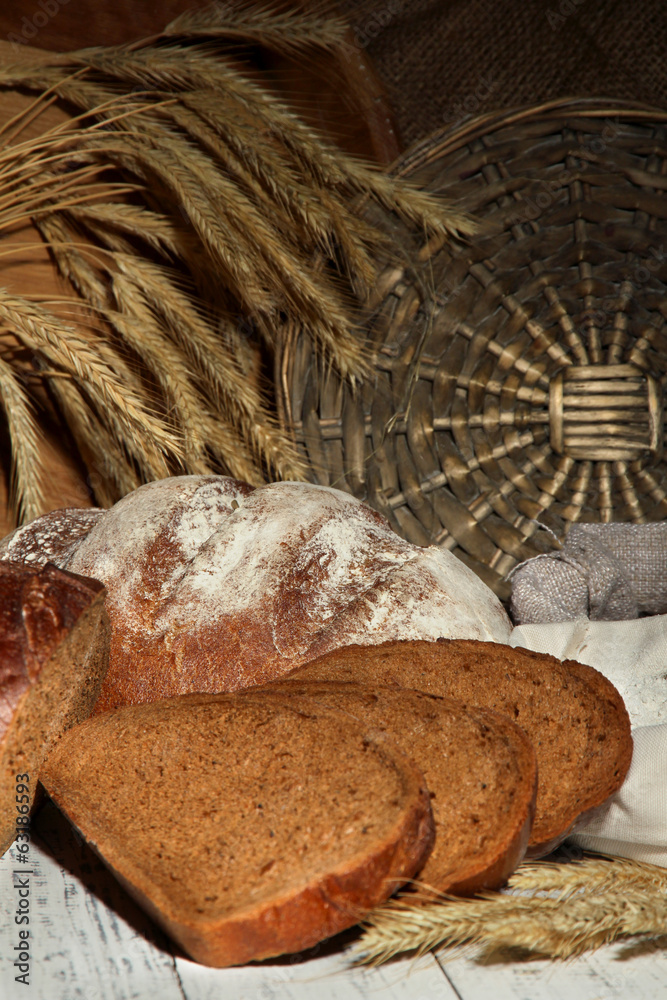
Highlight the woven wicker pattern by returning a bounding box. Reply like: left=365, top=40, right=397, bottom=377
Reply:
left=279, top=100, right=667, bottom=599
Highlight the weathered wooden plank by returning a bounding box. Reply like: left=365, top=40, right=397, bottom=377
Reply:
left=0, top=806, right=453, bottom=1000
left=4, top=802, right=667, bottom=1000
left=439, top=941, right=667, bottom=1000
left=176, top=950, right=455, bottom=1000
left=0, top=805, right=183, bottom=1000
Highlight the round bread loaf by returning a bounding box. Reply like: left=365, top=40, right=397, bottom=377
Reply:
left=0, top=476, right=511, bottom=712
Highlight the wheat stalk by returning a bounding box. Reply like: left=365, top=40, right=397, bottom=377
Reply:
left=47, top=376, right=141, bottom=506
left=108, top=256, right=308, bottom=480
left=67, top=201, right=186, bottom=257
left=0, top=7, right=473, bottom=522
left=354, top=854, right=667, bottom=965
left=163, top=1, right=349, bottom=53
left=46, top=210, right=309, bottom=482
left=0, top=293, right=180, bottom=453
left=24, top=79, right=378, bottom=374
left=509, top=853, right=667, bottom=898
left=0, top=349, right=45, bottom=521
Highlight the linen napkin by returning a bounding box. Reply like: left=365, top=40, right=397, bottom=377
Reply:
left=511, top=614, right=667, bottom=865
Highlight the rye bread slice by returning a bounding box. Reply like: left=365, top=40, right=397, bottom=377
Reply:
left=286, top=639, right=633, bottom=857
left=39, top=691, right=435, bottom=967
left=256, top=681, right=537, bottom=894
left=0, top=562, right=109, bottom=855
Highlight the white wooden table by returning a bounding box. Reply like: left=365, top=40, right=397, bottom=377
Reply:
left=1, top=802, right=666, bottom=1000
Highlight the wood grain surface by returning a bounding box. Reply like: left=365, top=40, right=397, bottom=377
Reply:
left=1, top=803, right=666, bottom=1000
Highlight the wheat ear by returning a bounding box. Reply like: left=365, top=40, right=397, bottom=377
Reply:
left=354, top=855, right=667, bottom=964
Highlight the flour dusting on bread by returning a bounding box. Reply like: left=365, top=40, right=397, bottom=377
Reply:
left=0, top=476, right=512, bottom=709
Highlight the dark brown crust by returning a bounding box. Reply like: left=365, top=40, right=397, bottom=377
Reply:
left=113, top=774, right=433, bottom=967
left=449, top=803, right=533, bottom=895
left=0, top=562, right=104, bottom=737
left=290, top=639, right=633, bottom=856
left=441, top=708, right=536, bottom=896
left=0, top=562, right=108, bottom=853
left=524, top=657, right=635, bottom=857
left=39, top=692, right=435, bottom=967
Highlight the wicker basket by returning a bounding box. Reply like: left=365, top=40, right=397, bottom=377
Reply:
left=278, top=99, right=667, bottom=600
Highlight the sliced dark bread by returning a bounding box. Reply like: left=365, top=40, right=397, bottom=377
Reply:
left=286, top=639, right=633, bottom=857
left=256, top=681, right=537, bottom=894
left=39, top=691, right=435, bottom=967
left=1, top=562, right=109, bottom=854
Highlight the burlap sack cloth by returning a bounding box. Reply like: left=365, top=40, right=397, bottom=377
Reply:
left=340, top=0, right=667, bottom=148
left=510, top=523, right=667, bottom=624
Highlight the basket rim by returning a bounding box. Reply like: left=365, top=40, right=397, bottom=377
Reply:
left=392, top=96, right=667, bottom=178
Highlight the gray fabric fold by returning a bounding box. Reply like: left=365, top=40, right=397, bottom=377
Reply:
left=510, top=523, right=667, bottom=624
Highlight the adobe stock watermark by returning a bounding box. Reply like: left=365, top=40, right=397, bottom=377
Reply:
left=546, top=0, right=587, bottom=30
left=443, top=75, right=498, bottom=128
left=11, top=773, right=33, bottom=987
left=7, top=0, right=71, bottom=51
left=353, top=0, right=403, bottom=49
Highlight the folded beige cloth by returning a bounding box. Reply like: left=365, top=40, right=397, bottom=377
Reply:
left=510, top=523, right=667, bottom=624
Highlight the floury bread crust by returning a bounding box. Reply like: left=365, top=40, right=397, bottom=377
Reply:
left=0, top=562, right=109, bottom=854
left=39, top=692, right=435, bottom=967
left=0, top=508, right=105, bottom=567
left=0, top=476, right=511, bottom=712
